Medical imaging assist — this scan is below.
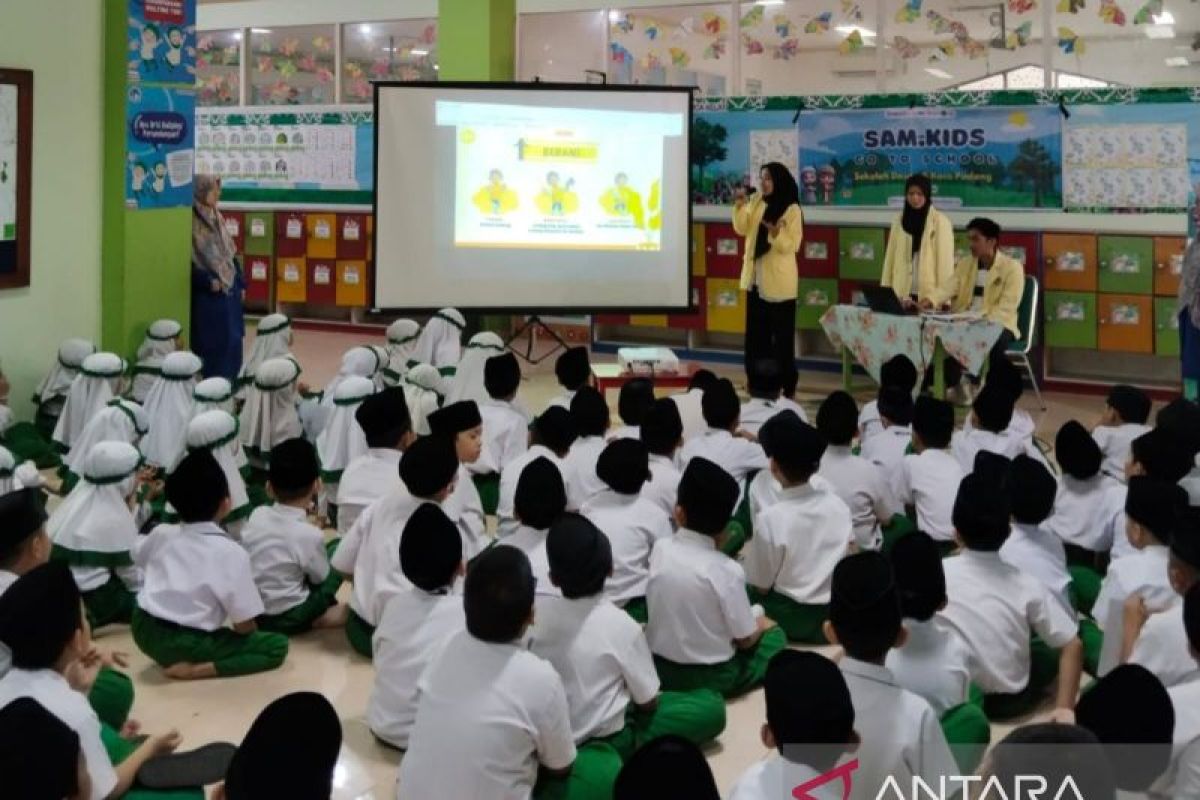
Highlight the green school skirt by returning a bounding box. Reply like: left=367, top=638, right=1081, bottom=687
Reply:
left=940, top=697, right=990, bottom=774
left=1079, top=618, right=1103, bottom=677
left=653, top=625, right=787, bottom=698
left=880, top=514, right=918, bottom=554
left=82, top=574, right=136, bottom=630
left=99, top=723, right=204, bottom=800
left=721, top=522, right=748, bottom=558
left=472, top=473, right=501, bottom=517
left=747, top=588, right=829, bottom=644
left=131, top=609, right=288, bottom=678
left=346, top=608, right=375, bottom=658
left=1068, top=565, right=1103, bottom=617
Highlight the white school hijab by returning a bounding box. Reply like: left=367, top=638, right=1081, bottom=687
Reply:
left=140, top=351, right=203, bottom=471
left=411, top=308, right=465, bottom=368
left=446, top=332, right=507, bottom=405
left=192, top=376, right=234, bottom=417
left=237, top=313, right=292, bottom=387
left=367, top=345, right=390, bottom=390
left=240, top=357, right=304, bottom=456
left=403, top=363, right=445, bottom=436
left=52, top=352, right=127, bottom=450
left=34, top=338, right=95, bottom=406
left=64, top=399, right=148, bottom=475
left=130, top=318, right=182, bottom=403
left=316, top=376, right=374, bottom=481
left=48, top=441, right=142, bottom=561
left=383, top=319, right=421, bottom=385
left=187, top=410, right=251, bottom=517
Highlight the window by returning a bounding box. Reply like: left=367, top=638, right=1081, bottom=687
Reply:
left=607, top=4, right=730, bottom=95
left=196, top=29, right=241, bottom=107
left=343, top=20, right=438, bottom=104
left=248, top=25, right=337, bottom=106
left=518, top=11, right=606, bottom=83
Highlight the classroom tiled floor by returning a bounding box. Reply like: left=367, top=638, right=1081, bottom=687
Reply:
left=81, top=326, right=1112, bottom=799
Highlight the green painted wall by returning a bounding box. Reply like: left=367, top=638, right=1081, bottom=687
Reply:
left=0, top=1, right=104, bottom=417
left=438, top=0, right=516, bottom=82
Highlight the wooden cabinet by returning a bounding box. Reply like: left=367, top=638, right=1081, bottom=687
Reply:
left=798, top=225, right=838, bottom=278
left=998, top=231, right=1040, bottom=276
left=335, top=261, right=367, bottom=307
left=837, top=228, right=886, bottom=280
left=1155, top=297, right=1181, bottom=357
left=1097, top=235, right=1153, bottom=295
left=1044, top=291, right=1097, bottom=349
left=797, top=278, right=837, bottom=330
left=1154, top=236, right=1185, bottom=297
left=305, top=213, right=338, bottom=259
left=1043, top=233, right=1097, bottom=292
left=1098, top=294, right=1153, bottom=354
left=275, top=257, right=306, bottom=303
left=691, top=223, right=707, bottom=277
left=704, top=223, right=742, bottom=279
left=243, top=212, right=274, bottom=257
left=706, top=278, right=745, bottom=333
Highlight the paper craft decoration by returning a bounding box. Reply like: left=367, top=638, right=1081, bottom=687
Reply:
left=839, top=29, right=864, bottom=54
left=1058, top=26, right=1085, bottom=53
left=773, top=39, right=800, bottom=59
left=1099, top=0, right=1127, bottom=25
left=674, top=18, right=696, bottom=38
left=609, top=42, right=633, bottom=64
left=669, top=47, right=690, bottom=67
left=1006, top=21, right=1033, bottom=48
left=702, top=12, right=727, bottom=35
left=740, top=5, right=764, bottom=28
left=1057, top=0, right=1086, bottom=12
left=1133, top=0, right=1163, bottom=24
left=896, top=0, right=923, bottom=24
left=805, top=12, right=833, bottom=33
left=930, top=42, right=954, bottom=60
left=927, top=10, right=954, bottom=34
left=1009, top=0, right=1037, bottom=11
left=893, top=36, right=921, bottom=58
left=612, top=14, right=634, bottom=33
left=703, top=38, right=727, bottom=59
left=750, top=129, right=800, bottom=183
left=743, top=35, right=765, bottom=55
left=774, top=15, right=794, bottom=37
left=841, top=1, right=864, bottom=21
left=645, top=22, right=660, bottom=40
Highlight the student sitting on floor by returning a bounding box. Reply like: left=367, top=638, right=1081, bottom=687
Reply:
left=497, top=406, right=576, bottom=536
left=614, top=736, right=721, bottom=800
left=951, top=382, right=1026, bottom=472
left=0, top=696, right=91, bottom=800
left=562, top=387, right=612, bottom=511
left=445, top=331, right=505, bottom=406
left=825, top=551, right=958, bottom=793
left=728, top=650, right=858, bottom=800
left=547, top=346, right=592, bottom=412
left=744, top=414, right=852, bottom=643
left=0, top=444, right=41, bottom=497
left=381, top=319, right=421, bottom=386
left=191, top=376, right=234, bottom=418
left=640, top=399, right=684, bottom=521
left=1093, top=385, right=1152, bottom=483
left=335, top=387, right=413, bottom=537
left=410, top=308, right=465, bottom=375
left=939, top=472, right=1083, bottom=720
left=1154, top=585, right=1200, bottom=798
left=861, top=386, right=913, bottom=476
left=186, top=410, right=252, bottom=539
left=53, top=353, right=128, bottom=456
left=313, top=375, right=374, bottom=526
left=983, top=725, right=1115, bottom=800
left=739, top=360, right=808, bottom=438
left=582, top=439, right=672, bottom=622
left=236, top=313, right=293, bottom=395
left=472, top=352, right=528, bottom=515
left=859, top=354, right=917, bottom=446
left=133, top=451, right=288, bottom=680
left=397, top=547, right=579, bottom=799
left=500, top=456, right=568, bottom=596
left=959, top=357, right=1037, bottom=449
left=646, top=457, right=786, bottom=698
left=1158, top=397, right=1200, bottom=505
left=887, top=531, right=990, bottom=773
left=679, top=378, right=767, bottom=488
left=0, top=563, right=187, bottom=800
left=401, top=364, right=444, bottom=436
left=428, top=401, right=488, bottom=559
left=1101, top=428, right=1195, bottom=565
left=241, top=438, right=344, bottom=636
left=140, top=351, right=203, bottom=473
left=746, top=411, right=797, bottom=526
left=367, top=504, right=466, bottom=750
left=671, top=369, right=718, bottom=443
left=48, top=442, right=144, bottom=630
left=532, top=514, right=726, bottom=771
left=29, top=338, right=95, bottom=445
left=60, top=399, right=148, bottom=494
left=610, top=377, right=654, bottom=441
left=1050, top=420, right=1118, bottom=564
left=816, top=391, right=901, bottom=551
left=239, top=357, right=303, bottom=470
left=892, top=397, right=963, bottom=551
left=331, top=434, right=459, bottom=657
left=997, top=454, right=1074, bottom=625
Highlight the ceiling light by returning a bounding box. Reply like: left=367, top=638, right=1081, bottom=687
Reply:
left=1165, top=56, right=1190, bottom=66
left=925, top=67, right=953, bottom=79
left=835, top=25, right=876, bottom=38
left=1146, top=24, right=1176, bottom=39
left=755, top=0, right=786, bottom=6
left=608, top=10, right=621, bottom=22
left=411, top=48, right=429, bottom=56
left=433, top=64, right=440, bottom=70
left=232, top=31, right=242, bottom=41
left=251, top=28, right=272, bottom=34
left=1153, top=10, right=1176, bottom=25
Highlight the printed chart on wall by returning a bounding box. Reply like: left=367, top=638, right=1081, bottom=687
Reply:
left=1063, top=104, right=1200, bottom=213
left=0, top=84, right=15, bottom=245
left=441, top=101, right=676, bottom=251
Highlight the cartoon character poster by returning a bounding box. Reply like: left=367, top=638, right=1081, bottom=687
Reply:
left=128, top=0, right=196, bottom=85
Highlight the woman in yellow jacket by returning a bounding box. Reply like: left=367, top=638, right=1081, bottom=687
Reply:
left=732, top=162, right=803, bottom=396
left=880, top=174, right=956, bottom=310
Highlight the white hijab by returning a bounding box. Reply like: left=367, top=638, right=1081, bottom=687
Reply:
left=64, top=399, right=148, bottom=474
left=237, top=313, right=293, bottom=388
left=403, top=364, right=444, bottom=436
left=192, top=376, right=234, bottom=417
left=140, top=351, right=203, bottom=471
left=131, top=318, right=182, bottom=403
left=240, top=357, right=303, bottom=457
left=187, top=410, right=250, bottom=515
left=316, top=375, right=374, bottom=481
left=48, top=440, right=142, bottom=558
left=446, top=332, right=507, bottom=406
left=368, top=345, right=390, bottom=391
left=411, top=308, right=465, bottom=368
left=35, top=338, right=95, bottom=406
left=52, top=352, right=127, bottom=450
left=383, top=319, right=421, bottom=385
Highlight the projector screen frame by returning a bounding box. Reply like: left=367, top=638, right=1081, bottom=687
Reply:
left=370, top=80, right=695, bottom=315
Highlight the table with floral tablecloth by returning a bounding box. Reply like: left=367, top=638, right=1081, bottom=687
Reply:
left=819, top=305, right=1005, bottom=397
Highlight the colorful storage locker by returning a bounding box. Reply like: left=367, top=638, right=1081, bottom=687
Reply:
left=593, top=313, right=630, bottom=326
left=837, top=228, right=886, bottom=281
left=704, top=224, right=743, bottom=279
left=796, top=278, right=837, bottom=330
left=1043, top=291, right=1097, bottom=349
left=222, top=211, right=245, bottom=254
left=627, top=315, right=667, bottom=328
left=998, top=231, right=1039, bottom=276
left=706, top=278, right=746, bottom=334
left=837, top=280, right=872, bottom=307
left=1098, top=294, right=1153, bottom=354
left=1097, top=236, right=1153, bottom=295
left=276, top=257, right=307, bottom=303
left=243, top=255, right=272, bottom=304
left=798, top=225, right=837, bottom=278
left=669, top=278, right=706, bottom=330
left=339, top=213, right=369, bottom=260
left=1043, top=233, right=1097, bottom=292
left=305, top=213, right=338, bottom=260
left=1155, top=297, right=1181, bottom=357
left=335, top=261, right=368, bottom=307
left=276, top=212, right=308, bottom=258
left=307, top=260, right=337, bottom=305
left=1154, top=236, right=1185, bottom=297
left=243, top=212, right=274, bottom=257
left=691, top=223, right=707, bottom=277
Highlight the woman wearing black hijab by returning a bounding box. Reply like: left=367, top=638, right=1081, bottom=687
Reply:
left=733, top=162, right=804, bottom=397
left=880, top=173, right=955, bottom=311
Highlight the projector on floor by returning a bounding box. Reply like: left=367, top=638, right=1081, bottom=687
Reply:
left=617, top=347, right=681, bottom=376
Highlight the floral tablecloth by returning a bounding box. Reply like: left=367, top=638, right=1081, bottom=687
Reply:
left=820, top=305, right=1005, bottom=385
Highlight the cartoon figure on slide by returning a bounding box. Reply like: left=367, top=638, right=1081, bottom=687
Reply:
left=599, top=172, right=645, bottom=228
left=799, top=166, right=819, bottom=204
left=536, top=171, right=579, bottom=216
left=472, top=169, right=519, bottom=215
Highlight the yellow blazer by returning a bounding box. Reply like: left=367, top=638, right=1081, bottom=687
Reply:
left=880, top=208, right=955, bottom=306
left=732, top=199, right=803, bottom=302
left=951, top=250, right=1025, bottom=337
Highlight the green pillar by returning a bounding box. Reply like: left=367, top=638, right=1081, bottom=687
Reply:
left=101, top=0, right=192, bottom=359
left=438, top=0, right=516, bottom=81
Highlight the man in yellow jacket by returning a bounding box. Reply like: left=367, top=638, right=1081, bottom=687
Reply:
left=947, top=218, right=1025, bottom=384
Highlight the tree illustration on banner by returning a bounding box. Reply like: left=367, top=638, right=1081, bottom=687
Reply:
left=691, top=117, right=728, bottom=195
left=1009, top=139, right=1057, bottom=207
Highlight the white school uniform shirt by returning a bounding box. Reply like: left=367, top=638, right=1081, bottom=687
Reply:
left=581, top=489, right=673, bottom=604
left=397, top=630, right=577, bottom=800
left=951, top=427, right=1050, bottom=475
left=561, top=435, right=608, bottom=511
left=0, top=668, right=118, bottom=800
left=962, top=408, right=1036, bottom=448
left=729, top=757, right=844, bottom=800
left=840, top=657, right=958, bottom=797
left=330, top=489, right=426, bottom=625
left=1129, top=603, right=1200, bottom=688
left=738, top=397, right=809, bottom=436
left=443, top=464, right=487, bottom=558
left=608, top=424, right=639, bottom=441
left=498, top=525, right=559, bottom=598
left=0, top=568, right=16, bottom=595
left=940, top=550, right=1078, bottom=694
left=860, top=424, right=912, bottom=475
left=335, top=447, right=402, bottom=536
left=1048, top=473, right=1120, bottom=552
left=858, top=400, right=883, bottom=445
left=545, top=389, right=576, bottom=412
left=820, top=445, right=902, bottom=549
left=1093, top=423, right=1151, bottom=482
left=644, top=453, right=682, bottom=520
left=135, top=521, right=264, bottom=630
left=1156, top=679, right=1200, bottom=799
left=367, top=588, right=465, bottom=749
left=679, top=428, right=768, bottom=487
left=645, top=529, right=758, bottom=665
left=1093, top=545, right=1176, bottom=677
left=1000, top=522, right=1075, bottom=621
left=497, top=444, right=562, bottom=537
left=671, top=388, right=707, bottom=442
left=744, top=483, right=853, bottom=605
left=530, top=594, right=660, bottom=742
left=890, top=448, right=964, bottom=543
left=885, top=618, right=973, bottom=716
left=1099, top=483, right=1138, bottom=562
left=472, top=398, right=529, bottom=476
left=1180, top=460, right=1200, bottom=506
left=240, top=504, right=330, bottom=616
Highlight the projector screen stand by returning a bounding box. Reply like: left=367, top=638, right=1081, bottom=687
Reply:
left=506, top=315, right=572, bottom=365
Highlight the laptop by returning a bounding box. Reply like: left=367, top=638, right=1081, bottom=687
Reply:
left=861, top=285, right=911, bottom=316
